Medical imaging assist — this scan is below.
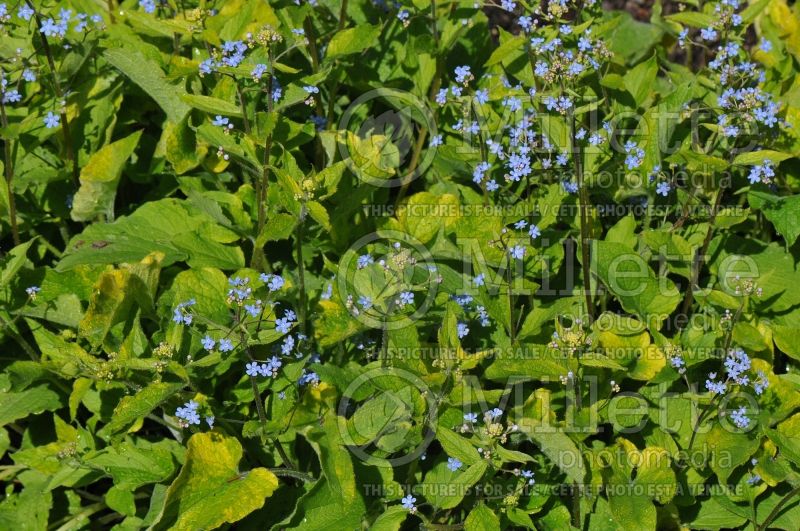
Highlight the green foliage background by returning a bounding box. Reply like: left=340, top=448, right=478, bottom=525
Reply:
left=2, top=0, right=800, bottom=529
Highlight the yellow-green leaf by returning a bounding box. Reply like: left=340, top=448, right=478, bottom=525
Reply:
left=152, top=432, right=278, bottom=530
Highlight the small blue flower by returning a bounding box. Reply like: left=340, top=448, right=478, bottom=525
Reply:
left=705, top=372, right=727, bottom=395
left=700, top=27, right=717, bottom=41
left=457, top=322, right=469, bottom=339
left=730, top=406, right=750, bottom=429
left=44, top=111, right=60, bottom=129
left=401, top=494, right=416, bottom=511
left=397, top=291, right=414, bottom=307
left=219, top=338, right=234, bottom=352
left=139, top=0, right=156, bottom=14
left=175, top=400, right=201, bottom=426
left=464, top=412, right=478, bottom=423
left=473, top=274, right=485, bottom=286
left=509, top=245, right=526, bottom=260
left=260, top=273, right=285, bottom=291
left=18, top=5, right=34, bottom=20
left=358, top=295, right=372, bottom=310
left=656, top=182, right=671, bottom=196
left=454, top=65, right=472, bottom=85
left=251, top=63, right=268, bottom=79
left=201, top=336, right=215, bottom=351
left=447, top=457, right=463, bottom=471
left=246, top=362, right=260, bottom=377
left=528, top=225, right=541, bottom=239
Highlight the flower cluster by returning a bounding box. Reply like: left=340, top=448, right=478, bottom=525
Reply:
left=705, top=348, right=769, bottom=428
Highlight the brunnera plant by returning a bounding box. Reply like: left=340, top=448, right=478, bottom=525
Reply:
left=2, top=0, right=800, bottom=529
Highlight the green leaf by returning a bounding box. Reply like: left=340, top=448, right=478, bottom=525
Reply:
left=71, top=130, right=142, bottom=222
left=103, top=48, right=190, bottom=122
left=0, top=239, right=35, bottom=288
left=665, top=12, right=715, bottom=27
left=179, top=94, right=243, bottom=117
left=436, top=426, right=479, bottom=465
left=85, top=439, right=183, bottom=489
left=0, top=385, right=62, bottom=426
left=591, top=240, right=681, bottom=324
left=58, top=199, right=244, bottom=271
left=326, top=24, right=382, bottom=59
left=97, top=382, right=183, bottom=438
left=732, top=150, right=792, bottom=166
left=152, top=432, right=278, bottom=530
left=370, top=506, right=408, bottom=531
left=748, top=191, right=800, bottom=247
left=165, top=117, right=208, bottom=175
left=465, top=503, right=500, bottom=531
left=624, top=54, right=657, bottom=107
left=521, top=421, right=586, bottom=484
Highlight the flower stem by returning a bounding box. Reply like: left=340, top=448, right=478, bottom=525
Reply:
left=757, top=485, right=800, bottom=531
left=27, top=1, right=78, bottom=186
left=0, top=101, right=20, bottom=245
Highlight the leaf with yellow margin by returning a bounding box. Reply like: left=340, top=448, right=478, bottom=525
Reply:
left=151, top=432, right=278, bottom=530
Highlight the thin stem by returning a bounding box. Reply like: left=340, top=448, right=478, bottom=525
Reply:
left=337, top=0, right=349, bottom=31
left=757, top=485, right=800, bottom=531
left=679, top=188, right=724, bottom=324
left=0, top=101, right=20, bottom=245
left=235, top=80, right=251, bottom=134
left=269, top=467, right=314, bottom=483
left=570, top=111, right=593, bottom=321
left=295, top=208, right=307, bottom=335
left=27, top=1, right=78, bottom=186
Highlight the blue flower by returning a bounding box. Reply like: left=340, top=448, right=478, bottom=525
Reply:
left=760, top=37, right=772, bottom=52
left=397, top=291, right=414, bottom=307
left=139, top=0, right=156, bottom=13
left=201, top=336, right=215, bottom=351
left=705, top=372, right=727, bottom=395
left=430, top=134, right=443, bottom=147
left=528, top=225, right=541, bottom=239
left=521, top=470, right=535, bottom=485
left=219, top=338, right=234, bottom=352
left=700, top=27, right=717, bottom=41
left=18, top=5, right=34, bottom=20
left=486, top=407, right=503, bottom=420
left=44, top=111, right=60, bottom=129
left=509, top=245, right=526, bottom=260
left=175, top=400, right=201, bottom=426
left=299, top=370, right=320, bottom=386
left=457, top=322, right=469, bottom=339
left=244, top=301, right=262, bottom=317
left=656, top=182, right=671, bottom=196
left=401, top=494, right=416, bottom=511
left=454, top=65, right=473, bottom=85
left=246, top=362, right=260, bottom=377
left=260, top=273, right=285, bottom=291
left=475, top=89, right=489, bottom=104
left=172, top=299, right=196, bottom=325
left=464, top=412, right=478, bottom=423
left=357, top=254, right=373, bottom=269
left=473, top=274, right=485, bottom=286
left=730, top=406, right=750, bottom=429
left=447, top=457, right=463, bottom=471
left=25, top=286, right=41, bottom=299
left=212, top=115, right=232, bottom=129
